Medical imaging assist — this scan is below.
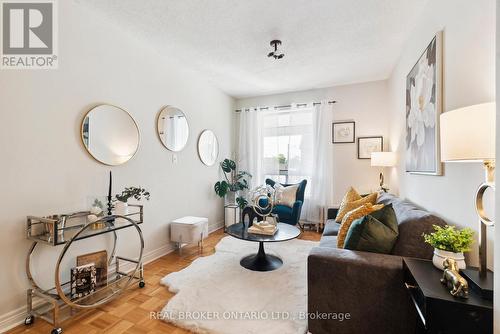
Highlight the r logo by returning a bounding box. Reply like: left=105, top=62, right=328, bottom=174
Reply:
left=2, top=2, right=53, bottom=54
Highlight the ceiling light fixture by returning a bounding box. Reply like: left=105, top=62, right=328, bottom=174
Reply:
left=267, top=40, right=284, bottom=60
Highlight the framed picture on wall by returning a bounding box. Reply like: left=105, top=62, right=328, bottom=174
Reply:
left=405, top=31, right=443, bottom=175
left=358, top=136, right=383, bottom=159
left=332, top=121, right=355, bottom=143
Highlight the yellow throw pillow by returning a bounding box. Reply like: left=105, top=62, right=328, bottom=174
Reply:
left=336, top=191, right=378, bottom=223
left=342, top=187, right=362, bottom=203
left=337, top=203, right=385, bottom=248
left=335, top=187, right=361, bottom=222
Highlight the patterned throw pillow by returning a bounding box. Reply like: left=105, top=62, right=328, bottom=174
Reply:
left=335, top=187, right=361, bottom=221
left=336, top=203, right=384, bottom=248
left=335, top=190, right=378, bottom=223
left=275, top=184, right=299, bottom=207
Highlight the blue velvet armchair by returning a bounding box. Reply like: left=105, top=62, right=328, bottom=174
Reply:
left=265, top=178, right=307, bottom=226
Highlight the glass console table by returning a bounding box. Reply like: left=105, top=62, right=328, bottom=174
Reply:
left=24, top=205, right=145, bottom=334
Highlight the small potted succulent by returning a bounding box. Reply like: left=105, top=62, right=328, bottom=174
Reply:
left=87, top=198, right=106, bottom=229
left=115, top=187, right=150, bottom=215
left=423, top=225, right=474, bottom=270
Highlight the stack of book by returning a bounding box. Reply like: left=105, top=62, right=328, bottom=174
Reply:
left=248, top=221, right=278, bottom=236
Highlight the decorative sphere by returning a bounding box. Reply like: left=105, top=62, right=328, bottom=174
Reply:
left=250, top=185, right=276, bottom=218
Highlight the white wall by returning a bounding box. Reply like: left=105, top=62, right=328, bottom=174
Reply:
left=0, top=1, right=233, bottom=329
left=236, top=80, right=390, bottom=205
left=387, top=0, right=496, bottom=269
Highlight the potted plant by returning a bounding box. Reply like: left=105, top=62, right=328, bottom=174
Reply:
left=277, top=153, right=288, bottom=171
left=214, top=159, right=251, bottom=206
left=115, top=187, right=151, bottom=215
left=423, top=225, right=474, bottom=270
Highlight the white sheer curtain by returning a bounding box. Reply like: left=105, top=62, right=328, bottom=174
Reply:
left=305, top=101, right=334, bottom=223
left=238, top=108, right=264, bottom=188
left=238, top=102, right=333, bottom=224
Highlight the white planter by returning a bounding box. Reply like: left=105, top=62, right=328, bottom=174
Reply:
left=432, top=248, right=466, bottom=270
left=115, top=201, right=129, bottom=216
left=225, top=191, right=237, bottom=205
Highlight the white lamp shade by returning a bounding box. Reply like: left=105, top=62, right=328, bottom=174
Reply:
left=440, top=102, right=495, bottom=162
left=371, top=152, right=397, bottom=167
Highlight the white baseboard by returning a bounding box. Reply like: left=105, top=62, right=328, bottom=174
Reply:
left=0, top=222, right=224, bottom=333
left=209, top=221, right=224, bottom=234
left=0, top=305, right=31, bottom=333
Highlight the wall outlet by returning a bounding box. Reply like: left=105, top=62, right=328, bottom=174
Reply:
left=172, top=154, right=178, bottom=164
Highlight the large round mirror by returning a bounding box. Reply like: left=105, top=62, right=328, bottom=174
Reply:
left=157, top=106, right=189, bottom=152
left=198, top=130, right=219, bottom=166
left=81, top=104, right=140, bottom=166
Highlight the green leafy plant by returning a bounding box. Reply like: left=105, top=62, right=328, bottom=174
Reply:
left=423, top=225, right=474, bottom=253
left=277, top=154, right=287, bottom=165
left=214, top=159, right=251, bottom=209
left=236, top=197, right=248, bottom=210
left=92, top=198, right=104, bottom=209
left=116, top=187, right=151, bottom=203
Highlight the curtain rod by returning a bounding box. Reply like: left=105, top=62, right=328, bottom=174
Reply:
left=234, top=100, right=337, bottom=112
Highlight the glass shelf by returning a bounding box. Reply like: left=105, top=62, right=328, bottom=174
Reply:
left=50, top=270, right=134, bottom=303
left=31, top=269, right=140, bottom=323
left=27, top=206, right=143, bottom=246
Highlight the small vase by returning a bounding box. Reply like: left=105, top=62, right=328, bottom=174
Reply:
left=115, top=201, right=129, bottom=216
left=432, top=248, right=466, bottom=270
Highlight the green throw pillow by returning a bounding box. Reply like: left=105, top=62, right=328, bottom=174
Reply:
left=369, top=204, right=398, bottom=231
left=343, top=204, right=399, bottom=254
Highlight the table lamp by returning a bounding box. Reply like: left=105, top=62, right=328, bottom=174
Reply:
left=371, top=152, right=397, bottom=192
left=440, top=102, right=495, bottom=299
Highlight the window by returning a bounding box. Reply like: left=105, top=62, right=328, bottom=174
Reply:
left=261, top=107, right=313, bottom=196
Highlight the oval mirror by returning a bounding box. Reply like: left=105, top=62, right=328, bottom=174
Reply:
left=157, top=106, right=189, bottom=152
left=198, top=130, right=219, bottom=166
left=81, top=104, right=140, bottom=166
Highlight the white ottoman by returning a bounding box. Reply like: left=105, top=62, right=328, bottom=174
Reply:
left=170, top=216, right=209, bottom=253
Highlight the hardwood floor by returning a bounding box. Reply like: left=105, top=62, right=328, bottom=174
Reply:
left=8, top=228, right=321, bottom=334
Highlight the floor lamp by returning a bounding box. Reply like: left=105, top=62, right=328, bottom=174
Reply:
left=440, top=102, right=495, bottom=299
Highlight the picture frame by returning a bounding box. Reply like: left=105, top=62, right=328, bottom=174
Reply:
left=405, top=31, right=443, bottom=175
left=77, top=250, right=108, bottom=288
left=70, top=263, right=97, bottom=299
left=357, top=136, right=383, bottom=159
left=332, top=121, right=355, bottom=143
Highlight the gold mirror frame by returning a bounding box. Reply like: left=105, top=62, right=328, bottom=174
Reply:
left=197, top=129, right=219, bottom=166
left=81, top=104, right=140, bottom=166
left=156, top=106, right=190, bottom=152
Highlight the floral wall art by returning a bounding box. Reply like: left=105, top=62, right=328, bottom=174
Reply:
left=405, top=32, right=443, bottom=175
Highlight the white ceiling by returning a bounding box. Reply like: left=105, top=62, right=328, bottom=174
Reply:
left=79, top=0, right=428, bottom=98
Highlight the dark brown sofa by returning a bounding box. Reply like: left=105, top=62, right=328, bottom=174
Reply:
left=308, top=192, right=446, bottom=334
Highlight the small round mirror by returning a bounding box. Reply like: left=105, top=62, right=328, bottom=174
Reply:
left=157, top=106, right=189, bottom=152
left=81, top=104, right=140, bottom=166
left=198, top=130, right=219, bottom=166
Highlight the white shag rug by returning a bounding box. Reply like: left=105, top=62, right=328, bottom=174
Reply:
left=160, top=236, right=318, bottom=334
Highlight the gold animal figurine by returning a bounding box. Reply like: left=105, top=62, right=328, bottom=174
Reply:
left=440, top=258, right=469, bottom=298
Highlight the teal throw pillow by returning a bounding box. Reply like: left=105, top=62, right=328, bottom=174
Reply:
left=343, top=204, right=399, bottom=254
